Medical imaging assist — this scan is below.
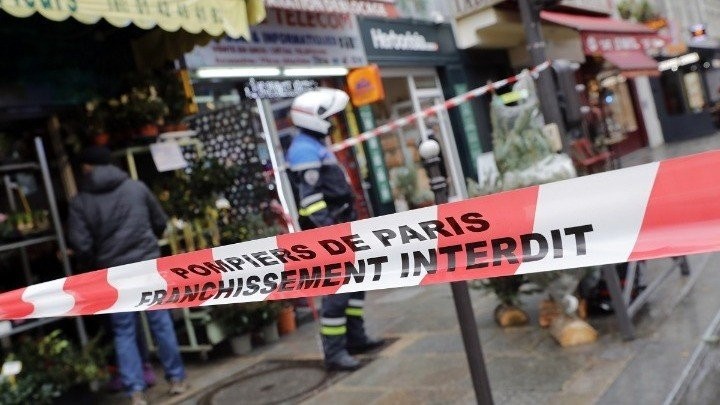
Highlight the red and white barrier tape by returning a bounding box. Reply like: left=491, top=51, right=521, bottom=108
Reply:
left=0, top=150, right=718, bottom=320
left=330, top=61, right=552, bottom=152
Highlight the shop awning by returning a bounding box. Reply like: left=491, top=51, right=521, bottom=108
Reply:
left=0, top=0, right=266, bottom=39
left=603, top=50, right=660, bottom=78
left=541, top=10, right=655, bottom=34
left=540, top=10, right=666, bottom=56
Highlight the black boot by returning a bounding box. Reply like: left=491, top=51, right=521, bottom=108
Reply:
left=325, top=351, right=361, bottom=371
left=346, top=336, right=386, bottom=355
left=322, top=334, right=361, bottom=371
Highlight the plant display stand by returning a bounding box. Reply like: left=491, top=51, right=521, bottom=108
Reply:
left=0, top=137, right=88, bottom=345
left=118, top=140, right=218, bottom=360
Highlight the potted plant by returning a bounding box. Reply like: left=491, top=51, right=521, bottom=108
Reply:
left=277, top=302, right=297, bottom=335
left=0, top=329, right=111, bottom=404
left=209, top=304, right=252, bottom=355
left=99, top=86, right=168, bottom=142
left=248, top=302, right=282, bottom=344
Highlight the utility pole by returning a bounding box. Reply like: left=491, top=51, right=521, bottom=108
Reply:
left=517, top=0, right=569, bottom=151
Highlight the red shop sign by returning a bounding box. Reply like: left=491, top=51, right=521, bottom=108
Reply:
left=582, top=32, right=666, bottom=55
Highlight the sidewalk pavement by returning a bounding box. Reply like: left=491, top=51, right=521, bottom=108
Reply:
left=102, top=134, right=720, bottom=405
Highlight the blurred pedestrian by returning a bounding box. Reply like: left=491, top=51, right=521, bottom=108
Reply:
left=287, top=88, right=385, bottom=371
left=67, top=146, right=187, bottom=405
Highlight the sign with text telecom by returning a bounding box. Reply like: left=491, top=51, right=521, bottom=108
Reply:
left=184, top=7, right=367, bottom=69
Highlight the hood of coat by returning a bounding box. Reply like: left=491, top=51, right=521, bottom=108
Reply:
left=81, top=165, right=129, bottom=193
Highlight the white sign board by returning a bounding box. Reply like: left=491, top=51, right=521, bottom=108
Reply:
left=185, top=8, right=367, bottom=69
left=1, top=361, right=22, bottom=377
left=150, top=142, right=189, bottom=172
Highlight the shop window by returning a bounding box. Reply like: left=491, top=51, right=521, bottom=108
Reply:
left=683, top=71, right=706, bottom=112
left=660, top=71, right=686, bottom=115
left=600, top=76, right=637, bottom=134
left=704, top=68, right=720, bottom=103
left=395, top=0, right=450, bottom=21
left=413, top=75, right=439, bottom=90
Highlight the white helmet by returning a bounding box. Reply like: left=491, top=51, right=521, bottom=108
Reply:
left=290, top=88, right=350, bottom=135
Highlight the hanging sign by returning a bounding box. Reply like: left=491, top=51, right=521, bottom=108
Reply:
left=347, top=65, right=385, bottom=106
left=243, top=78, right=319, bottom=99
left=149, top=142, right=189, bottom=172
left=184, top=8, right=367, bottom=69
left=357, top=17, right=459, bottom=66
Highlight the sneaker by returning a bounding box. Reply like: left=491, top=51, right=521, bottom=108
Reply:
left=130, top=391, right=148, bottom=405
left=168, top=379, right=190, bottom=395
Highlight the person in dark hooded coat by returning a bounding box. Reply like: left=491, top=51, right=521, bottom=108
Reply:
left=67, top=146, right=187, bottom=405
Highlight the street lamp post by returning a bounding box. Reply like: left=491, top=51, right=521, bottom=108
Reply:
left=517, top=0, right=569, bottom=151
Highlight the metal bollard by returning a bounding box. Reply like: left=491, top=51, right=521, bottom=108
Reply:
left=420, top=139, right=494, bottom=405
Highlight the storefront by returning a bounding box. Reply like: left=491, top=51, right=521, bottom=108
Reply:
left=354, top=17, right=478, bottom=215
left=183, top=7, right=382, bottom=225
left=185, top=13, right=482, bottom=219
left=651, top=38, right=720, bottom=141
left=0, top=1, right=268, bottom=398
left=454, top=5, right=666, bottom=156
left=538, top=11, right=666, bottom=155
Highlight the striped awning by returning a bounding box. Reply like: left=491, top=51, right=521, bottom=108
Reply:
left=0, top=0, right=266, bottom=39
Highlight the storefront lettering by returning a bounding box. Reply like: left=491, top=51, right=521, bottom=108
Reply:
left=272, top=8, right=352, bottom=29
left=0, top=0, right=76, bottom=12
left=108, top=0, right=130, bottom=13
left=584, top=33, right=663, bottom=54
left=210, top=7, right=221, bottom=23
left=135, top=0, right=149, bottom=14
left=194, top=4, right=206, bottom=21
left=264, top=0, right=393, bottom=18
left=243, top=78, right=319, bottom=100
left=184, top=8, right=367, bottom=69
left=613, top=37, right=641, bottom=51
left=156, top=0, right=170, bottom=16
left=176, top=3, right=188, bottom=19
left=369, top=28, right=438, bottom=52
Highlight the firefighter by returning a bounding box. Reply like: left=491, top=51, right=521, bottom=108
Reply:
left=286, top=88, right=384, bottom=371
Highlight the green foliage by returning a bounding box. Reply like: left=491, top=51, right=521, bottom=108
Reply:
left=475, top=277, right=527, bottom=307
left=466, top=176, right=501, bottom=198
left=156, top=158, right=240, bottom=221
left=219, top=213, right=284, bottom=245
left=247, top=302, right=283, bottom=329
left=0, top=330, right=111, bottom=403
left=209, top=301, right=284, bottom=337
left=0, top=374, right=61, bottom=405
left=209, top=304, right=251, bottom=336
left=87, top=85, right=168, bottom=135
left=392, top=165, right=435, bottom=208
left=616, top=0, right=656, bottom=22
left=617, top=0, right=634, bottom=19
left=634, top=0, right=656, bottom=22
left=393, top=165, right=417, bottom=203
